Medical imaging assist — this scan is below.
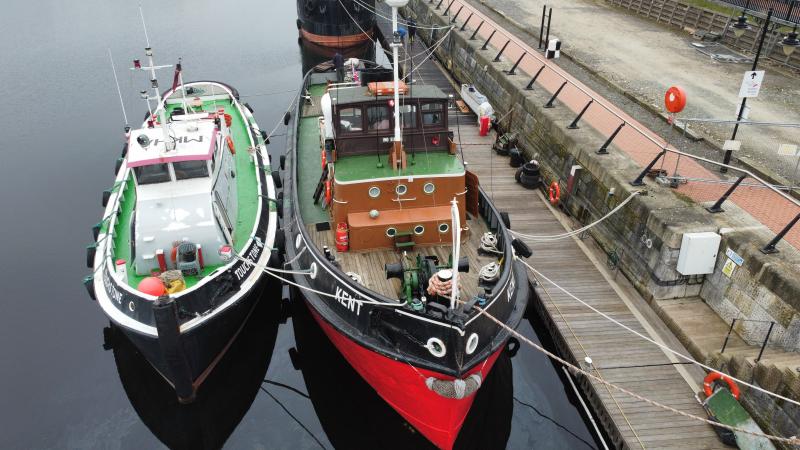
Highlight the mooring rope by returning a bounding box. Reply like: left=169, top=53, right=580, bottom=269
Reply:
left=466, top=297, right=800, bottom=445
left=520, top=259, right=800, bottom=409
left=510, top=191, right=642, bottom=241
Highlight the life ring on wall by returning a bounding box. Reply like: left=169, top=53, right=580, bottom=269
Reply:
left=226, top=136, right=236, bottom=154
left=324, top=180, right=332, bottom=205
left=703, top=372, right=740, bottom=400
left=664, top=86, right=687, bottom=114
left=548, top=181, right=561, bottom=206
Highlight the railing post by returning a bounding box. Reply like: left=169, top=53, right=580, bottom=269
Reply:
left=493, top=40, right=511, bottom=61
left=597, top=123, right=625, bottom=154
left=481, top=30, right=497, bottom=50
left=567, top=100, right=593, bottom=129
left=755, top=322, right=775, bottom=363
left=720, top=318, right=737, bottom=353
left=705, top=174, right=746, bottom=213
left=630, top=150, right=666, bottom=186
left=470, top=20, right=484, bottom=40
left=451, top=5, right=464, bottom=23
left=443, top=0, right=455, bottom=16
left=544, top=81, right=567, bottom=108
left=435, top=0, right=444, bottom=10
left=544, top=9, right=553, bottom=52
left=761, top=212, right=800, bottom=254
left=525, top=65, right=545, bottom=90
left=539, top=5, right=547, bottom=49
left=460, top=12, right=474, bottom=31
left=506, top=52, right=526, bottom=75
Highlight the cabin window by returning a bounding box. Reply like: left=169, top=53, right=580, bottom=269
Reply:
left=423, top=182, right=435, bottom=194
left=422, top=102, right=443, bottom=127
left=395, top=184, right=408, bottom=195
left=134, top=163, right=171, bottom=185
left=386, top=227, right=397, bottom=238
left=438, top=223, right=449, bottom=233
left=414, top=225, right=425, bottom=235
left=368, top=186, right=381, bottom=198
left=400, top=104, right=417, bottom=129
left=366, top=105, right=391, bottom=131
left=173, top=160, right=210, bottom=180
left=338, top=107, right=363, bottom=133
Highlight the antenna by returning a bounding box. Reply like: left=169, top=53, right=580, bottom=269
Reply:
left=108, top=49, right=129, bottom=129
left=138, top=5, right=151, bottom=48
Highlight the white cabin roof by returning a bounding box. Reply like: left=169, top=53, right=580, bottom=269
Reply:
left=127, top=120, right=217, bottom=168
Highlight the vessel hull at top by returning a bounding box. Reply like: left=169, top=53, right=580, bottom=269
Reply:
left=297, top=0, right=376, bottom=48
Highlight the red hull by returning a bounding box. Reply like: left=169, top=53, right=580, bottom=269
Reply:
left=308, top=306, right=502, bottom=450
left=300, top=29, right=373, bottom=48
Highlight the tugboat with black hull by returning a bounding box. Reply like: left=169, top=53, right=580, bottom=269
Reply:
left=282, top=1, right=530, bottom=448
left=297, top=0, right=376, bottom=48
left=85, top=39, right=279, bottom=403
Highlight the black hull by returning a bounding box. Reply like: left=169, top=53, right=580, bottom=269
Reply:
left=282, top=73, right=530, bottom=380
left=122, top=278, right=265, bottom=398
left=297, top=0, right=375, bottom=41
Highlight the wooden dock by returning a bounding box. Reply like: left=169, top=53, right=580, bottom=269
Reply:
left=375, top=7, right=727, bottom=448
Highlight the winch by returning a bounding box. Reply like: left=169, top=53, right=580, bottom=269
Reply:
left=385, top=253, right=469, bottom=310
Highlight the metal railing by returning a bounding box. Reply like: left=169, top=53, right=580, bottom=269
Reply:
left=720, top=318, right=777, bottom=363
left=713, top=0, right=800, bottom=22
left=421, top=0, right=800, bottom=252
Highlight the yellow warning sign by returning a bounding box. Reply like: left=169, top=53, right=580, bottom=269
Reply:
left=722, top=258, right=736, bottom=278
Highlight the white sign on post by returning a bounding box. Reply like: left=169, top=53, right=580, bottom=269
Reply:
left=738, top=70, right=765, bottom=98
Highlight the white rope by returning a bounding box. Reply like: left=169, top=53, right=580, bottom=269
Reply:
left=352, top=0, right=455, bottom=30
left=510, top=191, right=642, bottom=241
left=235, top=249, right=408, bottom=307
left=401, top=27, right=455, bottom=82
left=338, top=0, right=375, bottom=42
left=520, top=259, right=800, bottom=408
left=468, top=300, right=800, bottom=445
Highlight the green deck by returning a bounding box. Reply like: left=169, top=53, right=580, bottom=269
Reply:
left=333, top=152, right=464, bottom=183
left=110, top=99, right=263, bottom=288
left=297, top=115, right=329, bottom=224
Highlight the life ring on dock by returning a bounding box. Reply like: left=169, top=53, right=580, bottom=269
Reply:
left=548, top=181, right=561, bottom=206
left=324, top=180, right=332, bottom=205
left=703, top=372, right=740, bottom=400
left=226, top=136, right=236, bottom=154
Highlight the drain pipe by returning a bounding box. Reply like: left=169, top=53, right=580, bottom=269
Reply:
left=153, top=295, right=196, bottom=403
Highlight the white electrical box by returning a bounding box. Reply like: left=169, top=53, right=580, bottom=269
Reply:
left=676, top=232, right=721, bottom=275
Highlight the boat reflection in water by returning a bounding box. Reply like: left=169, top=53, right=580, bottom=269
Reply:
left=289, top=288, right=514, bottom=449
left=107, top=287, right=281, bottom=450
left=299, top=36, right=376, bottom=76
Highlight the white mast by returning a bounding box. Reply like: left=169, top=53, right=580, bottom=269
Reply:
left=386, top=0, right=408, bottom=145
left=138, top=6, right=174, bottom=151
left=449, top=198, right=461, bottom=310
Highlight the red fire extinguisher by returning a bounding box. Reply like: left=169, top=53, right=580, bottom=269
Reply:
left=335, top=222, right=349, bottom=252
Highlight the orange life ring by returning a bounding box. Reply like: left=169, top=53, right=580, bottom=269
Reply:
left=321, top=149, right=327, bottom=169
left=703, top=372, right=740, bottom=400
left=324, top=180, right=332, bottom=205
left=226, top=136, right=236, bottom=154
left=548, top=181, right=561, bottom=206
left=664, top=86, right=687, bottom=114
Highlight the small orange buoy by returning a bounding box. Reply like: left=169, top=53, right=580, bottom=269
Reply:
left=335, top=222, right=349, bottom=252
left=226, top=136, right=236, bottom=154
left=664, top=86, right=687, bottom=114
left=138, top=277, right=166, bottom=296
left=324, top=180, right=332, bottom=206
left=321, top=149, right=327, bottom=169
left=548, top=181, right=561, bottom=206
left=703, top=372, right=740, bottom=400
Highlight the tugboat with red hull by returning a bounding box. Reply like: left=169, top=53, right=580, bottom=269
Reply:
left=282, top=1, right=530, bottom=448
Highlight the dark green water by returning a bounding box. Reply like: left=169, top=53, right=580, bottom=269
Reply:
left=0, top=1, right=602, bottom=448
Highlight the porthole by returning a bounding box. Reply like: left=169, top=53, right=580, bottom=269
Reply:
left=426, top=337, right=447, bottom=357
left=414, top=225, right=425, bottom=235
left=423, top=182, right=435, bottom=194
left=466, top=333, right=479, bottom=355
left=386, top=227, right=397, bottom=238
left=395, top=184, right=408, bottom=195
left=438, top=223, right=449, bottom=233
left=368, top=186, right=381, bottom=198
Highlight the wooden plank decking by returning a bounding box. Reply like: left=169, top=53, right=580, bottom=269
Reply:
left=375, top=7, right=726, bottom=447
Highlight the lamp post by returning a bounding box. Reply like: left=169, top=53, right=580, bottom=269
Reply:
left=722, top=8, right=773, bottom=172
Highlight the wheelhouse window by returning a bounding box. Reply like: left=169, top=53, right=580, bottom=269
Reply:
left=134, top=163, right=171, bottom=185
left=174, top=160, right=210, bottom=180
left=422, top=102, right=443, bottom=128
left=400, top=104, right=417, bottom=129
left=338, top=107, right=363, bottom=133
left=366, top=105, right=391, bottom=131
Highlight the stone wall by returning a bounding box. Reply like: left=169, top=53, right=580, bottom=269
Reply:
left=404, top=0, right=800, bottom=352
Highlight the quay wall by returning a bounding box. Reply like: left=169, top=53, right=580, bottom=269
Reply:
left=404, top=0, right=799, bottom=441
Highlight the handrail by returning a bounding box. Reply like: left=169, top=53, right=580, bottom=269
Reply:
left=430, top=0, right=800, bottom=210
left=678, top=117, right=800, bottom=128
